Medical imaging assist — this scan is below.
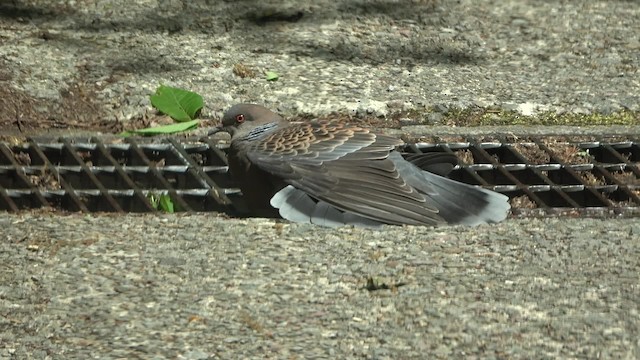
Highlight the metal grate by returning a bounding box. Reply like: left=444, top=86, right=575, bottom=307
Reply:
left=0, top=136, right=639, bottom=218
left=408, top=135, right=640, bottom=218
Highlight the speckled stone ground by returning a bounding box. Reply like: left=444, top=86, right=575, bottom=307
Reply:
left=1, top=0, right=640, bottom=358
left=1, top=0, right=638, bottom=126
left=1, top=214, right=639, bottom=359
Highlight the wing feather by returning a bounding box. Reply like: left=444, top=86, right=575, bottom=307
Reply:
left=245, top=121, right=445, bottom=225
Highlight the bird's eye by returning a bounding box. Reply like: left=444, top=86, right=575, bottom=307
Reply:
left=235, top=114, right=245, bottom=123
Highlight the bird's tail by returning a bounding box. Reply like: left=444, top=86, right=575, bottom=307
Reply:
left=390, top=152, right=510, bottom=225
left=415, top=171, right=510, bottom=225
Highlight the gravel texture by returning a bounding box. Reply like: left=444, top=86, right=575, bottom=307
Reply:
left=0, top=0, right=639, bottom=125
left=1, top=1, right=640, bottom=358
left=1, top=213, right=639, bottom=359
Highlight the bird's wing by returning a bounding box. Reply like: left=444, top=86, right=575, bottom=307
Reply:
left=401, top=152, right=459, bottom=176
left=244, top=121, right=444, bottom=225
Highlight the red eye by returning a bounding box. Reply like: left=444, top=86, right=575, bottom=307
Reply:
left=235, top=114, right=245, bottom=123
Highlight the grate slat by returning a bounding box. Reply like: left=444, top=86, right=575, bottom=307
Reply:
left=91, top=139, right=157, bottom=212
left=126, top=138, right=193, bottom=212
left=28, top=140, right=89, bottom=212
left=60, top=138, right=123, bottom=212
left=166, top=138, right=234, bottom=210
left=0, top=142, right=52, bottom=209
left=536, top=141, right=612, bottom=207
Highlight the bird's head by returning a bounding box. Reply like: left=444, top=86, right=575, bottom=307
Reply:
left=211, top=104, right=285, bottom=141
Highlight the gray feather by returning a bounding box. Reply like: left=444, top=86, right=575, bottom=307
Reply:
left=390, top=152, right=509, bottom=225
left=222, top=104, right=510, bottom=228
left=271, top=185, right=384, bottom=228
left=310, top=200, right=346, bottom=227
left=270, top=185, right=313, bottom=224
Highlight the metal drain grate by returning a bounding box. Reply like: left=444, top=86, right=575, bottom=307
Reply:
left=0, top=136, right=639, bottom=217
left=409, top=135, right=640, bottom=218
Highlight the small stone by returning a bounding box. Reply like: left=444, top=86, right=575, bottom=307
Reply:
left=181, top=350, right=209, bottom=360
left=511, top=18, right=529, bottom=27
left=427, top=112, right=444, bottom=124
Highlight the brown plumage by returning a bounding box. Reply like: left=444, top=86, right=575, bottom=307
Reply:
left=214, top=104, right=510, bottom=227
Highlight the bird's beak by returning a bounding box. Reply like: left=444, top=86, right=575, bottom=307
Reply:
left=200, top=124, right=229, bottom=143
left=207, top=124, right=225, bottom=136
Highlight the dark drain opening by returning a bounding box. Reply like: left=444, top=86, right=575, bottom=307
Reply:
left=0, top=135, right=638, bottom=217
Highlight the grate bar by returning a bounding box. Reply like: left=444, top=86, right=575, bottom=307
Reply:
left=126, top=138, right=193, bottom=212
left=0, top=182, right=17, bottom=212
left=60, top=138, right=123, bottom=212
left=536, top=141, right=613, bottom=207
left=91, top=138, right=157, bottom=212
left=166, top=138, right=233, bottom=208
left=0, top=142, right=51, bottom=208
left=28, top=140, right=89, bottom=212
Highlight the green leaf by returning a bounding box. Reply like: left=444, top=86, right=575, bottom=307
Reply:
left=159, top=194, right=175, bottom=213
left=127, top=119, right=199, bottom=135
left=265, top=71, right=279, bottom=81
left=147, top=192, right=160, bottom=209
left=150, top=85, right=203, bottom=122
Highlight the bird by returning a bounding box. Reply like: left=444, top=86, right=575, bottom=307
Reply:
left=211, top=104, right=510, bottom=228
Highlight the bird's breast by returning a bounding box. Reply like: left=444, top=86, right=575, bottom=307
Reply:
left=227, top=150, right=282, bottom=218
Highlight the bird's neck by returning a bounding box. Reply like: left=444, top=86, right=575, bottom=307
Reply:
left=234, top=121, right=285, bottom=142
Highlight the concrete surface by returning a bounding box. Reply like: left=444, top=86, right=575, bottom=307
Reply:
left=0, top=0, right=639, bottom=358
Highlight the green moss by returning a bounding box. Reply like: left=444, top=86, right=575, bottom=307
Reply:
left=433, top=107, right=640, bottom=127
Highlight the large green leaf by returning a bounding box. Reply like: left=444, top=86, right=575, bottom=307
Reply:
left=124, top=119, right=200, bottom=136
left=150, top=85, right=203, bottom=122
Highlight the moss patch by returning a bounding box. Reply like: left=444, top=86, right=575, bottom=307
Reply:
left=435, top=107, right=640, bottom=127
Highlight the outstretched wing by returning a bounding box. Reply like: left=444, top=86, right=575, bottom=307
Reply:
left=401, top=152, right=459, bottom=176
left=244, top=121, right=444, bottom=225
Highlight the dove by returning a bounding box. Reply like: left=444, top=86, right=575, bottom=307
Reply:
left=212, top=104, right=510, bottom=228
